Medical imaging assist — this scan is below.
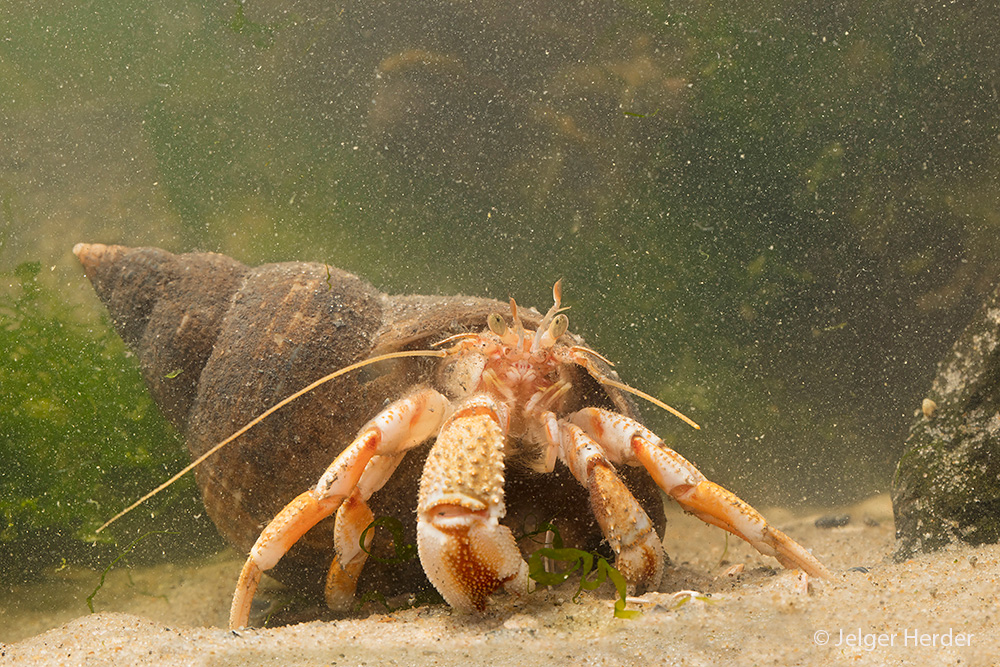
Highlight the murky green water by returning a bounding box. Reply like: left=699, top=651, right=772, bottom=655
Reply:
left=2, top=0, right=998, bottom=643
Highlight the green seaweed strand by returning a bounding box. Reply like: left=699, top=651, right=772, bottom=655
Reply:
left=353, top=517, right=638, bottom=618
left=86, top=531, right=177, bottom=612
left=359, top=516, right=417, bottom=564
left=523, top=522, right=639, bottom=619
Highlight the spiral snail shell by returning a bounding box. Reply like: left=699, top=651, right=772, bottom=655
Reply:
left=74, top=244, right=663, bottom=603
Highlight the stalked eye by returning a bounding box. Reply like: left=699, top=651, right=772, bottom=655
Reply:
left=549, top=313, right=569, bottom=340
left=487, top=312, right=507, bottom=336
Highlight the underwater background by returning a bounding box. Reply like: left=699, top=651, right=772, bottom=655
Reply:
left=2, top=0, right=998, bottom=596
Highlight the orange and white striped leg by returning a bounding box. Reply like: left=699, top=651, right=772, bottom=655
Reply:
left=569, top=407, right=832, bottom=579
left=416, top=394, right=530, bottom=611
left=556, top=420, right=664, bottom=591
left=324, top=452, right=407, bottom=610
left=229, top=388, right=450, bottom=629
left=323, top=488, right=375, bottom=611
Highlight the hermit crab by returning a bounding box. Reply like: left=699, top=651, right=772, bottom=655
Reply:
left=74, top=244, right=830, bottom=630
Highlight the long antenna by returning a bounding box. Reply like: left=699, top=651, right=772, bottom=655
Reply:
left=96, top=348, right=447, bottom=534
left=597, top=376, right=701, bottom=430
left=571, top=347, right=701, bottom=430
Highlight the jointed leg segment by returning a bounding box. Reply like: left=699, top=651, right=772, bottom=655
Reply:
left=325, top=451, right=408, bottom=609
left=556, top=421, right=664, bottom=590
left=229, top=388, right=449, bottom=629
left=570, top=407, right=832, bottom=580
left=228, top=389, right=830, bottom=628
left=324, top=488, right=375, bottom=611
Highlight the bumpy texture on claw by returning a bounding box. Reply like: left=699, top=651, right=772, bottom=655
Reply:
left=417, top=511, right=530, bottom=611
left=416, top=397, right=530, bottom=610
left=79, top=244, right=721, bottom=622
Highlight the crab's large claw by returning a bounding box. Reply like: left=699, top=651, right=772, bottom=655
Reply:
left=570, top=408, right=832, bottom=580
left=228, top=388, right=449, bottom=629
left=416, top=395, right=530, bottom=611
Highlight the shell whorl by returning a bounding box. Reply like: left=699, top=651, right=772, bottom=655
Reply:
left=74, top=243, right=248, bottom=429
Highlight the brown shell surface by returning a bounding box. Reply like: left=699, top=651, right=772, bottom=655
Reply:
left=76, top=244, right=664, bottom=601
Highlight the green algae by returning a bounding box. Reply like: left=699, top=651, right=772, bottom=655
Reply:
left=0, top=262, right=222, bottom=582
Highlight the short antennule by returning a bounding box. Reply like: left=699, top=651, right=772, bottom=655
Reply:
left=534, top=279, right=566, bottom=348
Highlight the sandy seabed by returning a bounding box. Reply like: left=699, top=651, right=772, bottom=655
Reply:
left=1, top=495, right=997, bottom=667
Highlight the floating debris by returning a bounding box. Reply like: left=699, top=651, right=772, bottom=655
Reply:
left=814, top=514, right=851, bottom=529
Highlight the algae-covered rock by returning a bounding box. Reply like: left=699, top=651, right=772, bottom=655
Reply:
left=892, top=284, right=1000, bottom=559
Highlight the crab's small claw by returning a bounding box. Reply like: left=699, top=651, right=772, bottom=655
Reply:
left=324, top=488, right=376, bottom=610
left=555, top=421, right=663, bottom=590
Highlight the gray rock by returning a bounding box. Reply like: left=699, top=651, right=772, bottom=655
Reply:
left=892, top=283, right=1000, bottom=559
